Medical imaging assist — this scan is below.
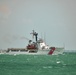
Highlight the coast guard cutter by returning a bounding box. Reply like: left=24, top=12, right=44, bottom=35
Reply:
left=6, top=30, right=64, bottom=55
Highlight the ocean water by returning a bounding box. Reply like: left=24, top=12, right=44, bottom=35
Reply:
left=0, top=53, right=76, bottom=75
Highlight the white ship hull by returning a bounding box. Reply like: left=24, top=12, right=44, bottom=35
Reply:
left=6, top=47, right=64, bottom=55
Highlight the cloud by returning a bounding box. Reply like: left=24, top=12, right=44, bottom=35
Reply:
left=0, top=4, right=11, bottom=23
left=0, top=5, right=8, bottom=13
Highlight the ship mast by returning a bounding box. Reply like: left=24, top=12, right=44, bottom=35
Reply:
left=30, top=30, right=38, bottom=42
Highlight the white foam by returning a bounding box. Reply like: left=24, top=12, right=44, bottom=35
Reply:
left=56, top=61, right=61, bottom=64
left=43, top=66, right=52, bottom=69
left=14, top=54, right=16, bottom=56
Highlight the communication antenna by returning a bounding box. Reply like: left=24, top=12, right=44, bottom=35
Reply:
left=41, top=32, right=43, bottom=40
left=44, top=32, right=46, bottom=44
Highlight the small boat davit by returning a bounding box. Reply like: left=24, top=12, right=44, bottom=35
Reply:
left=6, top=30, right=64, bottom=55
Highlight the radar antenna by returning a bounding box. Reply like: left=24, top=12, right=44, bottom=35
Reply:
left=30, top=30, right=38, bottom=42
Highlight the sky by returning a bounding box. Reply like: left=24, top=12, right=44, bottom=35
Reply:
left=0, top=0, right=76, bottom=50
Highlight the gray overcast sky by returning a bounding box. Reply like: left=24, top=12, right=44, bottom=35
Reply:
left=0, top=0, right=76, bottom=50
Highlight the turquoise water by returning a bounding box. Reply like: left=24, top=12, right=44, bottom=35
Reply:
left=0, top=53, right=76, bottom=75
